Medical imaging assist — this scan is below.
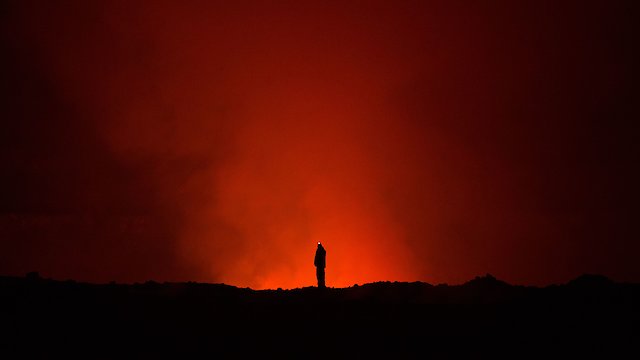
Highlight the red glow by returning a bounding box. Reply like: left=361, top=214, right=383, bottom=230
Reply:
left=1, top=1, right=638, bottom=289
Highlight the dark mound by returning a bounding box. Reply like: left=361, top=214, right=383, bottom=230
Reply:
left=1, top=273, right=638, bottom=358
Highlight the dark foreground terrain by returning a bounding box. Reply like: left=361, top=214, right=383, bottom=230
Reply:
left=1, top=273, right=638, bottom=358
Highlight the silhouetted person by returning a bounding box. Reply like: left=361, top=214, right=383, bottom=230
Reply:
left=314, top=242, right=326, bottom=288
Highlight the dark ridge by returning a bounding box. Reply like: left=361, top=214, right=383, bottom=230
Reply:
left=1, top=273, right=639, bottom=358
left=567, top=273, right=615, bottom=288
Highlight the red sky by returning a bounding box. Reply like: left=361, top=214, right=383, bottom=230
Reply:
left=1, top=0, right=639, bottom=289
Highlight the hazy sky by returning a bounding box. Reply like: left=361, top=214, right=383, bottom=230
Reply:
left=1, top=0, right=638, bottom=289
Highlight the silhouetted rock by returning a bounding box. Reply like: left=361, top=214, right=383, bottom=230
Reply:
left=463, top=273, right=509, bottom=288
left=567, top=273, right=614, bottom=288
left=0, top=273, right=638, bottom=358
left=25, top=271, right=40, bottom=280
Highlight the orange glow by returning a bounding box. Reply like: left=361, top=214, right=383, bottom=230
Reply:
left=178, top=65, right=420, bottom=289
left=3, top=1, right=639, bottom=289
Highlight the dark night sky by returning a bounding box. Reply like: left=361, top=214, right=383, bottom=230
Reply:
left=1, top=0, right=639, bottom=289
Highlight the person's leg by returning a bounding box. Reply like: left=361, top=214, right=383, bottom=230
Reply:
left=318, top=268, right=325, bottom=288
